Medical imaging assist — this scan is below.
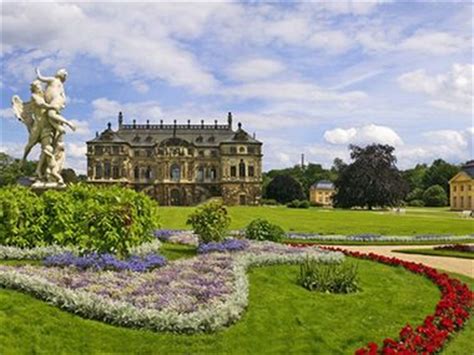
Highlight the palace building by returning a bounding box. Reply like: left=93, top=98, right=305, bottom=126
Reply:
left=86, top=112, right=263, bottom=206
left=449, top=160, right=474, bottom=211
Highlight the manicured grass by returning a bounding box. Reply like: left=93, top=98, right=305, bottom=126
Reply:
left=157, top=206, right=474, bottom=236
left=159, top=242, right=197, bottom=260
left=393, top=248, right=474, bottom=260
left=0, top=256, right=449, bottom=354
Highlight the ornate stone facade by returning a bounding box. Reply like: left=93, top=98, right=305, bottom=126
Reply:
left=86, top=112, right=263, bottom=206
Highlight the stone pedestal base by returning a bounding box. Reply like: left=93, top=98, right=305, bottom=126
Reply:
left=31, top=181, right=66, bottom=190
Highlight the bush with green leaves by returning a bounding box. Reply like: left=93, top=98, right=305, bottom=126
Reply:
left=422, top=185, right=448, bottom=207
left=407, top=199, right=424, bottom=207
left=0, top=186, right=46, bottom=248
left=287, top=199, right=310, bottom=209
left=244, top=218, right=285, bottom=242
left=0, top=184, right=160, bottom=256
left=297, top=258, right=359, bottom=293
left=186, top=201, right=230, bottom=243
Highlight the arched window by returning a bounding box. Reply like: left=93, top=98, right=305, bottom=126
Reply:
left=112, top=165, right=120, bottom=179
left=170, top=164, right=181, bottom=181
left=95, top=162, right=103, bottom=179
left=239, top=160, right=246, bottom=177
left=104, top=161, right=111, bottom=179
left=134, top=166, right=140, bottom=179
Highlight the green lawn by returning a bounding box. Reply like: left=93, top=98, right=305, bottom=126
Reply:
left=0, top=258, right=444, bottom=354
left=157, top=206, right=474, bottom=236
left=394, top=248, right=474, bottom=260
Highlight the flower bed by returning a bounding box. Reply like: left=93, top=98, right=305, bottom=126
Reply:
left=43, top=252, right=166, bottom=272
left=154, top=229, right=199, bottom=246
left=197, top=239, right=249, bottom=254
left=286, top=233, right=474, bottom=243
left=0, top=241, right=343, bottom=333
left=287, top=242, right=473, bottom=354
left=434, top=244, right=474, bottom=253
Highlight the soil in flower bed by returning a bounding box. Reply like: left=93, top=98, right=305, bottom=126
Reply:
left=0, top=258, right=444, bottom=354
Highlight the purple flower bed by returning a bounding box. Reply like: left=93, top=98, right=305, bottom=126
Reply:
left=153, top=229, right=175, bottom=241
left=43, top=252, right=166, bottom=272
left=197, top=239, right=249, bottom=254
left=433, top=244, right=474, bottom=253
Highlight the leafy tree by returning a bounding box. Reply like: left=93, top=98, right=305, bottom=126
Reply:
left=422, top=159, right=460, bottom=194
left=333, top=144, right=408, bottom=209
left=265, top=174, right=305, bottom=204
left=0, top=153, right=37, bottom=186
left=405, top=187, right=424, bottom=202
left=402, top=163, right=428, bottom=191
left=422, top=185, right=448, bottom=207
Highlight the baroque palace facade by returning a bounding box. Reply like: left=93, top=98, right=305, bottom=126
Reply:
left=86, top=112, right=262, bottom=206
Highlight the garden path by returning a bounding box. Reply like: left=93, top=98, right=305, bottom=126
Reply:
left=331, top=244, right=474, bottom=278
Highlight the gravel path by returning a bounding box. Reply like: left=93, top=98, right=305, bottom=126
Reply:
left=331, top=244, right=474, bottom=278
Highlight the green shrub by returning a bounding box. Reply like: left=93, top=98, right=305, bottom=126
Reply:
left=0, top=184, right=160, bottom=256
left=287, top=199, right=310, bottom=209
left=0, top=186, right=46, bottom=248
left=407, top=199, right=424, bottom=207
left=261, top=198, right=278, bottom=206
left=244, top=218, right=285, bottom=242
left=310, top=201, right=324, bottom=207
left=423, top=185, right=448, bottom=207
left=186, top=201, right=230, bottom=243
left=297, top=258, right=359, bottom=293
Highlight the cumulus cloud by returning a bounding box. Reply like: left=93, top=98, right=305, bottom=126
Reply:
left=227, top=59, right=284, bottom=82
left=324, top=124, right=403, bottom=146
left=0, top=108, right=15, bottom=119
left=399, top=31, right=469, bottom=55
left=67, top=142, right=87, bottom=159
left=308, top=30, right=352, bottom=54
left=92, top=98, right=163, bottom=123
left=397, top=64, right=473, bottom=113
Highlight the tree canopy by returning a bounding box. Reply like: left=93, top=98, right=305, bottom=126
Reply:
left=264, top=174, right=306, bottom=203
left=333, top=144, right=408, bottom=209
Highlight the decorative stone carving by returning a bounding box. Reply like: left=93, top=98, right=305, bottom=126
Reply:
left=12, top=68, right=76, bottom=188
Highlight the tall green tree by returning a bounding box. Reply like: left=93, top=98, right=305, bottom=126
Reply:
left=422, top=185, right=448, bottom=207
left=422, top=159, right=460, bottom=195
left=265, top=174, right=306, bottom=204
left=334, top=144, right=408, bottom=209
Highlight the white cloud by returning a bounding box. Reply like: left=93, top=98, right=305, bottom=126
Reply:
left=308, top=30, right=352, bottom=54
left=2, top=2, right=219, bottom=92
left=66, top=142, right=87, bottom=159
left=324, top=124, right=403, bottom=146
left=0, top=108, right=15, bottom=119
left=92, top=97, right=163, bottom=122
left=227, top=59, right=284, bottom=82
left=69, top=119, right=91, bottom=136
left=397, top=64, right=473, bottom=113
left=400, top=31, right=469, bottom=55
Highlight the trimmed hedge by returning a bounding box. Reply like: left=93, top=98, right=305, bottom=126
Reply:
left=0, top=184, right=160, bottom=256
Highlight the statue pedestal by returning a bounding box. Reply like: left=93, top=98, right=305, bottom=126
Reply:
left=31, top=181, right=67, bottom=190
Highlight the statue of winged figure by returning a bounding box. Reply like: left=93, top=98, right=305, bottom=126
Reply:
left=11, top=68, right=76, bottom=187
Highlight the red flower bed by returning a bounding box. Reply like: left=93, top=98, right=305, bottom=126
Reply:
left=286, top=242, right=473, bottom=354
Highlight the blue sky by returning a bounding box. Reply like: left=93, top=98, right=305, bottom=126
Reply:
left=1, top=1, right=472, bottom=174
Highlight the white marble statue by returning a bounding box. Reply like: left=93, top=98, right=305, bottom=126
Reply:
left=11, top=68, right=76, bottom=187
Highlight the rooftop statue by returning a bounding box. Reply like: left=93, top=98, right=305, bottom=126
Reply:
left=11, top=68, right=76, bottom=187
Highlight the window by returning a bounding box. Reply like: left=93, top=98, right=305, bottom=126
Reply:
left=197, top=166, right=204, bottom=181
left=146, top=149, right=153, bottom=157
left=198, top=150, right=204, bottom=157
left=196, top=136, right=203, bottom=143
left=112, top=165, right=120, bottom=179
left=230, top=147, right=237, bottom=154
left=145, top=166, right=152, bottom=180
left=453, top=186, right=457, bottom=192
left=171, top=164, right=181, bottom=181
left=134, top=150, right=140, bottom=157
left=95, top=162, right=102, bottom=179
left=210, top=150, right=217, bottom=157
left=461, top=185, right=464, bottom=192
left=208, top=136, right=215, bottom=143
left=112, top=146, right=120, bottom=155
left=230, top=166, right=237, bottom=177
left=95, top=147, right=103, bottom=155
left=239, top=146, right=245, bottom=153
left=210, top=167, right=217, bottom=180
left=453, top=196, right=457, bottom=207
left=134, top=166, right=140, bottom=179
left=248, top=165, right=255, bottom=177
left=248, top=147, right=256, bottom=154
left=104, top=161, right=111, bottom=179
left=239, top=160, right=246, bottom=177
